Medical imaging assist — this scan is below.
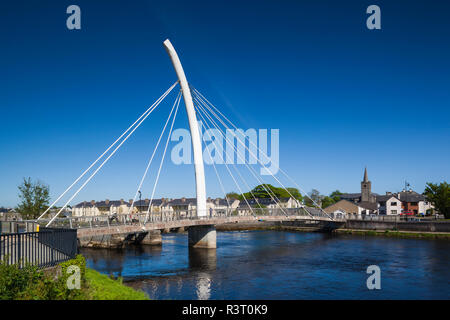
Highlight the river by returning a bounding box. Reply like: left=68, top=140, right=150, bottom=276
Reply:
left=81, top=230, right=450, bottom=299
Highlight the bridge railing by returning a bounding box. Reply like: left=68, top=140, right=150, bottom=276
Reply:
left=32, top=206, right=331, bottom=229
left=0, top=228, right=78, bottom=269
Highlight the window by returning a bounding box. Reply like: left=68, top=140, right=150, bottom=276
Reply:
left=390, top=202, right=397, bottom=206
left=391, top=210, right=397, bottom=214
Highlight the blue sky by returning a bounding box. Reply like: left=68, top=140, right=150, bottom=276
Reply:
left=1, top=0, right=449, bottom=207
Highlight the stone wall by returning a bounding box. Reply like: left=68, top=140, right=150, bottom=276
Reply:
left=344, top=220, right=450, bottom=232
left=78, top=230, right=162, bottom=248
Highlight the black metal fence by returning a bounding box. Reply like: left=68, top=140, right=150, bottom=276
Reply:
left=0, top=228, right=78, bottom=269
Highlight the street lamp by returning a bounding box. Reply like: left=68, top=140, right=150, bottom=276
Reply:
left=138, top=190, right=142, bottom=214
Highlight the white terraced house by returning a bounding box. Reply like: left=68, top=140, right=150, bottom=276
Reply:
left=72, top=199, right=130, bottom=217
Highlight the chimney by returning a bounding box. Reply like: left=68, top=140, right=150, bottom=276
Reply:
left=91, top=200, right=95, bottom=206
left=207, top=197, right=211, bottom=201
left=105, top=199, right=110, bottom=205
left=386, top=192, right=392, bottom=196
left=129, top=199, right=133, bottom=204
left=120, top=199, right=124, bottom=205
left=145, top=199, right=150, bottom=204
left=181, top=197, right=186, bottom=203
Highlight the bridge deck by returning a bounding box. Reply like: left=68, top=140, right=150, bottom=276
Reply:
left=76, top=215, right=336, bottom=238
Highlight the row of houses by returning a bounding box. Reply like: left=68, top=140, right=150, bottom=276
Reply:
left=72, top=196, right=303, bottom=217
left=0, top=207, right=22, bottom=221
left=323, top=168, right=433, bottom=217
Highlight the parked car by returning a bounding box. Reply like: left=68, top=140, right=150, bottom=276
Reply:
left=400, top=211, right=414, bottom=216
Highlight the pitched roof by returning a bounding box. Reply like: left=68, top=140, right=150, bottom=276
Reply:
left=134, top=199, right=166, bottom=207
left=397, top=191, right=425, bottom=202
left=358, top=201, right=378, bottom=211
left=168, top=198, right=196, bottom=206
left=96, top=200, right=128, bottom=208
left=324, top=198, right=360, bottom=208
left=237, top=203, right=252, bottom=209
left=74, top=200, right=130, bottom=208
left=376, top=195, right=399, bottom=202
left=73, top=201, right=95, bottom=208
left=340, top=192, right=379, bottom=200
left=339, top=193, right=362, bottom=200
left=207, top=198, right=236, bottom=206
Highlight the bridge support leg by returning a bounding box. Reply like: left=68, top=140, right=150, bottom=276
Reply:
left=141, top=230, right=162, bottom=245
left=188, top=225, right=216, bottom=249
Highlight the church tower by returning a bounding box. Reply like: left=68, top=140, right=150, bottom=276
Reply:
left=361, top=167, right=372, bottom=202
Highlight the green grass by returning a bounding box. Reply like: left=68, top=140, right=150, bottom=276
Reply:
left=85, top=268, right=149, bottom=300
left=0, top=254, right=149, bottom=300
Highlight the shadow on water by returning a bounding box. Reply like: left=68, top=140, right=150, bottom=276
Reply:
left=81, top=245, right=163, bottom=278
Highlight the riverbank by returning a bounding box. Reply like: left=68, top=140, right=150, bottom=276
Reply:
left=215, top=221, right=450, bottom=239
left=334, top=228, right=450, bottom=239
left=0, top=255, right=149, bottom=300
left=85, top=267, right=149, bottom=300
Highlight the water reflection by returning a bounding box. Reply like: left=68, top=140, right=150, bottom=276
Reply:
left=188, top=248, right=217, bottom=270
left=188, top=248, right=216, bottom=299
left=82, top=245, right=163, bottom=278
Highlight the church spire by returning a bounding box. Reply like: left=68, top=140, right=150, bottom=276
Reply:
left=361, top=167, right=374, bottom=203
left=363, top=167, right=369, bottom=183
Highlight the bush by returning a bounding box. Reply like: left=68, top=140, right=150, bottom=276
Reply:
left=0, top=255, right=90, bottom=300
left=58, top=255, right=87, bottom=297
left=0, top=258, right=43, bottom=300
left=53, top=254, right=88, bottom=300
left=0, top=254, right=148, bottom=300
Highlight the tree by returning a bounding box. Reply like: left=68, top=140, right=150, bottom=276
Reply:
left=242, top=184, right=286, bottom=199
left=330, top=190, right=343, bottom=203
left=304, top=189, right=322, bottom=207
left=286, top=188, right=303, bottom=202
left=226, top=192, right=242, bottom=200
left=423, top=182, right=450, bottom=219
left=232, top=185, right=303, bottom=203
left=17, top=177, right=50, bottom=220
left=321, top=196, right=335, bottom=209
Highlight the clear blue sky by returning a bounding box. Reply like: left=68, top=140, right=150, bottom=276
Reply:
left=1, top=0, right=449, bottom=207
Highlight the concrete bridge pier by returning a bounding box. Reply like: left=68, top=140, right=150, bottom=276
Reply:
left=188, top=225, right=216, bottom=249
left=176, top=227, right=186, bottom=233
left=140, top=230, right=162, bottom=245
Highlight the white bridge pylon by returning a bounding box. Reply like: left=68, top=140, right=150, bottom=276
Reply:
left=163, top=39, right=207, bottom=217
left=37, top=39, right=334, bottom=227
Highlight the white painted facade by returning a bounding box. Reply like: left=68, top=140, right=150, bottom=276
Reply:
left=377, top=196, right=402, bottom=215
left=72, top=200, right=131, bottom=217
left=418, top=200, right=434, bottom=215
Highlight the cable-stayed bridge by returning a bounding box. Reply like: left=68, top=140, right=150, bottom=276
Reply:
left=34, top=39, right=340, bottom=249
